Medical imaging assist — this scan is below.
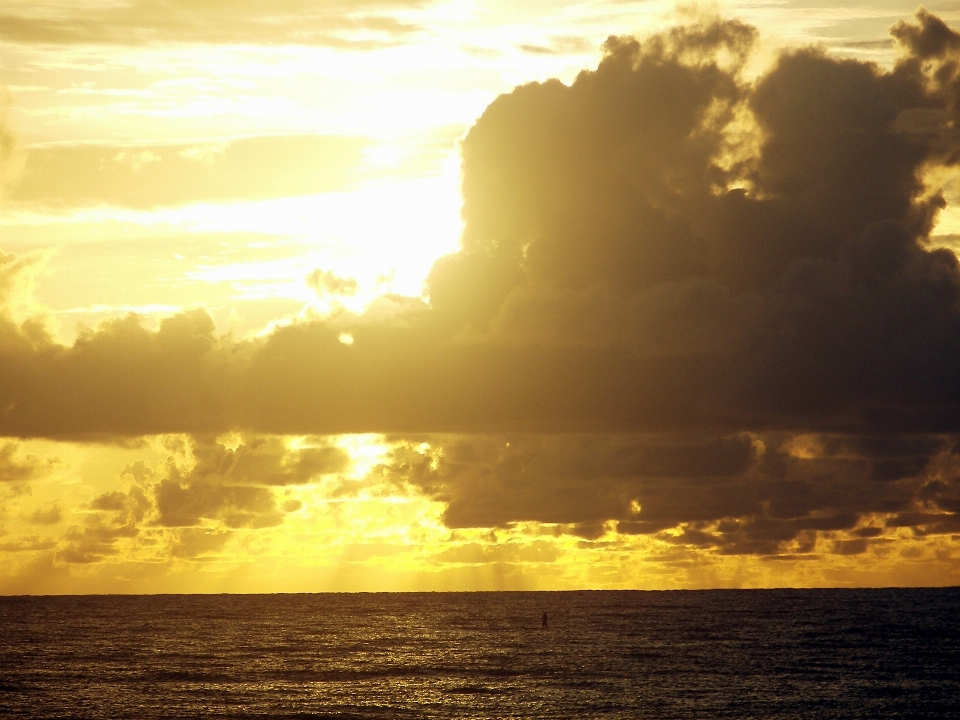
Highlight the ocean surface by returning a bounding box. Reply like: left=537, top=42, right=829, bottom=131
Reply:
left=1, top=588, right=958, bottom=719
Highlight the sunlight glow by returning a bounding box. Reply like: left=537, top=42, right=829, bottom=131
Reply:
left=161, top=167, right=463, bottom=301
left=4, top=0, right=960, bottom=596
left=1, top=156, right=464, bottom=333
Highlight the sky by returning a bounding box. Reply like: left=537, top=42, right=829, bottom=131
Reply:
left=1, top=0, right=960, bottom=594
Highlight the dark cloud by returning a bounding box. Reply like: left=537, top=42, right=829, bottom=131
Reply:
left=1, top=11, right=960, bottom=554
left=53, top=435, right=329, bottom=562
left=0, top=11, right=952, bottom=438
left=154, top=478, right=280, bottom=529
left=188, top=436, right=348, bottom=486
left=0, top=1, right=434, bottom=49
left=9, top=135, right=369, bottom=209
left=169, top=527, right=232, bottom=559
left=0, top=309, right=237, bottom=438
left=57, top=520, right=138, bottom=564
left=57, top=486, right=147, bottom=563
left=368, top=429, right=959, bottom=555
left=27, top=503, right=61, bottom=525
left=891, top=7, right=960, bottom=60
left=371, top=433, right=762, bottom=529
left=0, top=440, right=54, bottom=484
left=0, top=536, right=56, bottom=552
left=153, top=436, right=344, bottom=527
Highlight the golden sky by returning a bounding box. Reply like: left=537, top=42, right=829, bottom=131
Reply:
left=2, top=0, right=960, bottom=594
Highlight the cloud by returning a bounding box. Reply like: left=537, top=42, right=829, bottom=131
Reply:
left=2, top=13, right=958, bottom=439
left=0, top=88, right=20, bottom=197
left=57, top=520, right=139, bottom=564
left=51, top=434, right=333, bottom=563
left=0, top=308, right=237, bottom=437
left=518, top=36, right=595, bottom=56
left=123, top=14, right=960, bottom=435
left=8, top=135, right=369, bottom=209
left=2, top=11, right=960, bottom=555
left=891, top=8, right=960, bottom=61
left=27, top=503, right=61, bottom=525
left=170, top=527, right=232, bottom=559
left=364, top=430, right=960, bottom=555
left=0, top=440, right=55, bottom=484
left=155, top=479, right=283, bottom=528
left=307, top=269, right=360, bottom=297
left=185, top=435, right=348, bottom=487
left=57, top=485, right=147, bottom=563
left=153, top=436, right=345, bottom=527
left=372, top=433, right=761, bottom=528
left=0, top=536, right=56, bottom=552
left=0, top=1, right=435, bottom=49
left=0, top=249, right=54, bottom=325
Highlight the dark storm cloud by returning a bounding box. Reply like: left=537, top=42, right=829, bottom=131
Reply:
left=0, top=1, right=434, bottom=49
left=424, top=10, right=960, bottom=434
left=1, top=11, right=960, bottom=554
left=9, top=136, right=369, bottom=209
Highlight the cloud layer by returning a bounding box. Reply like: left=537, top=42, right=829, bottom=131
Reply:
left=9, top=135, right=369, bottom=208
left=371, top=430, right=960, bottom=556
left=2, top=10, right=960, bottom=557
left=3, top=11, right=959, bottom=436
left=0, top=1, right=434, bottom=49
left=50, top=435, right=343, bottom=564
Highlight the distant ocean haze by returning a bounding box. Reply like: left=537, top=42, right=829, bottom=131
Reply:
left=1, top=588, right=958, bottom=719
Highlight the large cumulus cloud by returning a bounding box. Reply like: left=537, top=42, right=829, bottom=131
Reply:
left=3, top=11, right=960, bottom=436
left=2, top=10, right=960, bottom=556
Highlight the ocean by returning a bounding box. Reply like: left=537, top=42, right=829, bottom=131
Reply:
left=1, top=588, right=958, bottom=719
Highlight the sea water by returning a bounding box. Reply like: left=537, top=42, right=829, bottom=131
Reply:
left=1, top=588, right=958, bottom=718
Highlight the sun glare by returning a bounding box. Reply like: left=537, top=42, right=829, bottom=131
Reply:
left=160, top=162, right=464, bottom=303
left=0, top=151, right=464, bottom=337
left=3, top=0, right=960, bottom=602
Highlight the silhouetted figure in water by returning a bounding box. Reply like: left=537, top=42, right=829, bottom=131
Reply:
left=541, top=612, right=549, bottom=630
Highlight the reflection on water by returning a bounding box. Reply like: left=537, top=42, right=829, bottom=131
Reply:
left=1, top=589, right=958, bottom=718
